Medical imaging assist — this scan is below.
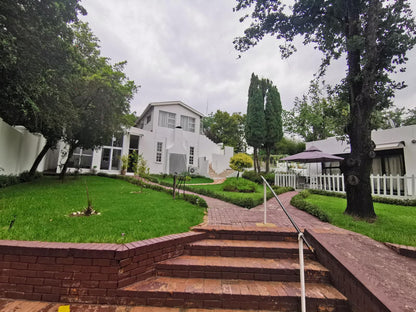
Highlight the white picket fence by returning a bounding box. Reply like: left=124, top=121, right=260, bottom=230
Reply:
left=275, top=173, right=416, bottom=198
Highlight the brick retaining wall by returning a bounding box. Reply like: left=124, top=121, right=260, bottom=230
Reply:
left=305, top=229, right=389, bottom=312
left=0, top=231, right=207, bottom=304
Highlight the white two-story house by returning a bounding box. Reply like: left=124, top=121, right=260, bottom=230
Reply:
left=0, top=101, right=233, bottom=177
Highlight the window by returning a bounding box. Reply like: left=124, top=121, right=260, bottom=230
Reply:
left=158, top=111, right=176, bottom=129
left=100, top=134, right=123, bottom=170
left=68, top=148, right=93, bottom=169
left=146, top=115, right=151, bottom=124
left=372, top=149, right=405, bottom=176
left=181, top=115, right=195, bottom=132
left=322, top=161, right=341, bottom=175
left=156, top=142, right=163, bottom=163
left=189, top=146, right=194, bottom=165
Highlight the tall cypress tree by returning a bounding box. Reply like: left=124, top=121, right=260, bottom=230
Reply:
left=245, top=73, right=265, bottom=173
left=264, top=85, right=283, bottom=173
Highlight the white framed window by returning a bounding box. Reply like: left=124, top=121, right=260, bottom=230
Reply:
left=181, top=115, right=195, bottom=132
left=69, top=148, right=93, bottom=169
left=189, top=146, right=194, bottom=165
left=158, top=111, right=176, bottom=129
left=156, top=142, right=163, bottom=163
left=100, top=134, right=123, bottom=170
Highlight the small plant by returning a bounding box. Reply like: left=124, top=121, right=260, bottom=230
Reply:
left=70, top=180, right=100, bottom=217
left=120, top=154, right=129, bottom=175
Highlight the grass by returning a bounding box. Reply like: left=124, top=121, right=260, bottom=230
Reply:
left=0, top=176, right=204, bottom=243
left=304, top=194, right=416, bottom=246
left=151, top=174, right=214, bottom=185
left=187, top=177, right=268, bottom=203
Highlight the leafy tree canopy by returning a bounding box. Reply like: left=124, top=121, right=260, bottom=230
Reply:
left=284, top=82, right=348, bottom=141
left=203, top=110, right=247, bottom=153
left=234, top=0, right=416, bottom=219
left=275, top=137, right=306, bottom=156
left=229, top=153, right=253, bottom=178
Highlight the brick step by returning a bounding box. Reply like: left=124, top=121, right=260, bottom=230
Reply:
left=192, top=225, right=299, bottom=242
left=120, top=276, right=349, bottom=311
left=0, top=298, right=284, bottom=312
left=185, top=239, right=314, bottom=259
left=156, top=255, right=330, bottom=283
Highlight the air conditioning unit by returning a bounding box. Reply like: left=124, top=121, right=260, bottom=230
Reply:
left=188, top=166, right=198, bottom=174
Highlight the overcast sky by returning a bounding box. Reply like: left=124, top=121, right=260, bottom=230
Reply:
left=80, top=0, right=416, bottom=117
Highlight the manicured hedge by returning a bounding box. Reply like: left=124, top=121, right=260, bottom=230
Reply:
left=290, top=190, right=331, bottom=222
left=308, top=188, right=416, bottom=207
left=242, top=171, right=275, bottom=185
left=0, top=171, right=43, bottom=188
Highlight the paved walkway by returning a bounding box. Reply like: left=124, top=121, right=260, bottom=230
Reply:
left=2, top=188, right=416, bottom=311
left=203, top=191, right=416, bottom=312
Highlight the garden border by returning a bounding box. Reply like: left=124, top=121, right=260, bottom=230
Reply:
left=0, top=231, right=207, bottom=304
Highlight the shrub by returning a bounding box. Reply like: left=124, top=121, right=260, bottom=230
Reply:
left=242, top=171, right=262, bottom=184
left=0, top=174, right=19, bottom=188
left=307, top=188, right=416, bottom=206
left=290, top=193, right=330, bottom=222
left=19, top=171, right=43, bottom=183
left=222, top=178, right=257, bottom=193
left=242, top=170, right=275, bottom=185
left=271, top=185, right=295, bottom=195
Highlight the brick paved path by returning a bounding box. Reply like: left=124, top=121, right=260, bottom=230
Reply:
left=201, top=190, right=416, bottom=312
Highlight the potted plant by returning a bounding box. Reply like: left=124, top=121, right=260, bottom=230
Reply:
left=120, top=154, right=129, bottom=175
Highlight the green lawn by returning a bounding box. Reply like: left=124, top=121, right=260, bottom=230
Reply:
left=304, top=194, right=416, bottom=246
left=0, top=176, right=204, bottom=243
left=151, top=175, right=214, bottom=185
left=186, top=177, right=271, bottom=208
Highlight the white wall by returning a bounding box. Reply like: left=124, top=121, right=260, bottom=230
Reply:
left=0, top=118, right=47, bottom=175
left=305, top=125, right=416, bottom=176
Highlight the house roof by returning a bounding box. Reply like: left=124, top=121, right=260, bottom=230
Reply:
left=136, top=101, right=204, bottom=125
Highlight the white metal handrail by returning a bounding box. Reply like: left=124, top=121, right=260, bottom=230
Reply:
left=261, top=175, right=312, bottom=312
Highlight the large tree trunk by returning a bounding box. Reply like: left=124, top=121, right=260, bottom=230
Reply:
left=59, top=144, right=76, bottom=181
left=29, top=140, right=54, bottom=176
left=265, top=147, right=271, bottom=173
left=343, top=0, right=377, bottom=219
left=342, top=109, right=376, bottom=219
left=253, top=148, right=258, bottom=173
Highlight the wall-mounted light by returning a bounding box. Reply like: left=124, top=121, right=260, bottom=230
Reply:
left=411, top=139, right=416, bottom=144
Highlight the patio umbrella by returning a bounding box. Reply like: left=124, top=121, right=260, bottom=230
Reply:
left=280, top=146, right=344, bottom=163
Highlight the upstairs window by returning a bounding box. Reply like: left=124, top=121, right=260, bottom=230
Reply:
left=181, top=115, right=195, bottom=132
left=158, top=111, right=176, bottom=129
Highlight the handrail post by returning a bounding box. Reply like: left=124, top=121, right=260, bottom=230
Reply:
left=263, top=180, right=267, bottom=224
left=298, top=232, right=306, bottom=312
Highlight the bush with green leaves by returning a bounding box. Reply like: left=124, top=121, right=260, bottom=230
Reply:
left=307, top=188, right=416, bottom=206
left=242, top=170, right=275, bottom=185
left=0, top=175, right=19, bottom=188
left=222, top=177, right=257, bottom=193
left=290, top=190, right=330, bottom=222
left=271, top=185, right=295, bottom=195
